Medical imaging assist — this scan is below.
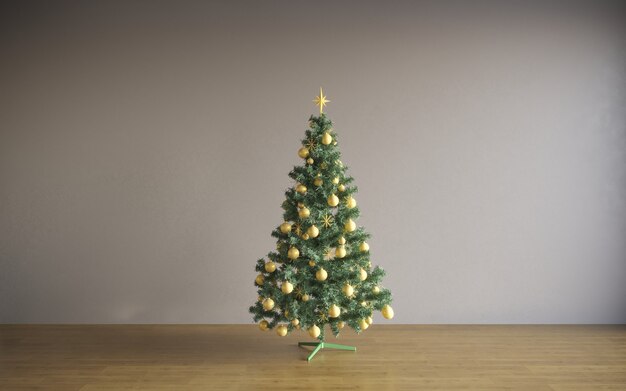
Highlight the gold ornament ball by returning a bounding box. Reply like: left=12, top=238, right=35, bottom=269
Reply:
left=279, top=222, right=292, bottom=234
left=372, top=286, right=380, bottom=294
left=328, top=304, right=341, bottom=318
left=276, top=325, right=288, bottom=337
left=366, top=316, right=373, bottom=325
left=255, top=274, right=264, bottom=286
left=298, top=147, right=309, bottom=159
left=338, top=184, right=346, bottom=192
left=296, top=184, right=307, bottom=194
left=359, top=268, right=368, bottom=281
left=307, top=225, right=319, bottom=238
left=302, top=294, right=310, bottom=302
left=302, top=233, right=309, bottom=240
left=313, top=177, right=323, bottom=186
left=342, top=283, right=354, bottom=297
left=306, top=158, right=314, bottom=165
left=259, top=320, right=269, bottom=331
left=265, top=261, right=276, bottom=273
left=308, top=260, right=316, bottom=267
left=382, top=305, right=395, bottom=319
left=287, top=247, right=300, bottom=260
left=316, top=268, right=328, bottom=281
left=359, top=319, right=370, bottom=330
left=308, top=325, right=321, bottom=339
left=332, top=177, right=339, bottom=184
left=291, top=318, right=300, bottom=326
left=281, top=281, right=294, bottom=294
left=359, top=242, right=369, bottom=252
left=262, top=298, right=275, bottom=311
left=327, top=194, right=339, bottom=207
left=338, top=236, right=346, bottom=245
left=297, top=202, right=304, bottom=208
left=361, top=301, right=368, bottom=307
left=337, top=321, right=345, bottom=329
left=344, top=219, right=356, bottom=232
left=321, top=132, right=333, bottom=145
left=346, top=196, right=357, bottom=209
left=335, top=246, right=346, bottom=258
left=298, top=207, right=310, bottom=219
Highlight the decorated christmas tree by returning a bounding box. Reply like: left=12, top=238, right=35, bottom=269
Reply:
left=249, top=89, right=394, bottom=361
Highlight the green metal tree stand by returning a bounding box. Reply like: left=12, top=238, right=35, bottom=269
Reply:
left=298, top=341, right=356, bottom=361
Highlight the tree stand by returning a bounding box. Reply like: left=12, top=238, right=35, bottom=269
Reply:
left=298, top=341, right=356, bottom=361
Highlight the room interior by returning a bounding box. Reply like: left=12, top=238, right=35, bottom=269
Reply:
left=1, top=1, right=625, bottom=389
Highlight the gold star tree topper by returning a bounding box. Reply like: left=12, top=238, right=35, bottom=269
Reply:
left=313, top=87, right=330, bottom=114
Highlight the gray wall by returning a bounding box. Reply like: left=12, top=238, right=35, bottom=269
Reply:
left=1, top=1, right=625, bottom=324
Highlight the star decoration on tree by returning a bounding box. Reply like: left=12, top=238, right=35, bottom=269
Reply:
left=294, top=223, right=302, bottom=236
left=321, top=213, right=334, bottom=228
left=324, top=248, right=335, bottom=261
left=313, top=87, right=330, bottom=114
left=294, top=287, right=304, bottom=299
left=305, top=137, right=317, bottom=151
left=318, top=311, right=328, bottom=322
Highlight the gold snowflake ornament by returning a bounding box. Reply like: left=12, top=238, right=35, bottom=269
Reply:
left=318, top=311, right=328, bottom=322
left=321, top=213, right=334, bottom=228
left=305, top=137, right=317, bottom=151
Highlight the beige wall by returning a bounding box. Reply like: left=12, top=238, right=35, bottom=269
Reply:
left=1, top=1, right=625, bottom=323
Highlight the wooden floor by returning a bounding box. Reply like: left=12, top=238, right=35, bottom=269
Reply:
left=1, top=325, right=625, bottom=390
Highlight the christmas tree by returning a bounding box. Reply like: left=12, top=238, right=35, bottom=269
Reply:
left=249, top=89, right=394, bottom=361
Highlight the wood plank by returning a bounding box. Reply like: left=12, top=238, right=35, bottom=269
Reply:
left=1, top=325, right=625, bottom=390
